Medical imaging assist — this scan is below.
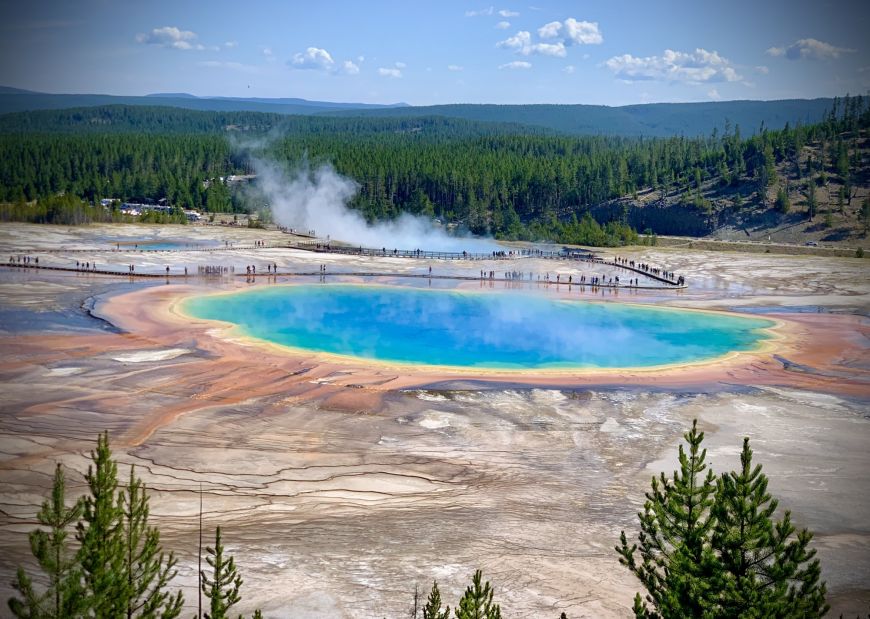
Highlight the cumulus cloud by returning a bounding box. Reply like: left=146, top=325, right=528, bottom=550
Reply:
left=378, top=67, right=402, bottom=78
left=497, top=30, right=531, bottom=52
left=562, top=65, right=575, bottom=74
left=499, top=9, right=519, bottom=16
left=223, top=40, right=237, bottom=49
left=466, top=6, right=494, bottom=16
left=766, top=38, right=856, bottom=61
left=495, top=20, right=511, bottom=29
left=605, top=48, right=742, bottom=84
left=291, top=47, right=334, bottom=70
left=497, top=30, right=566, bottom=57
left=499, top=60, right=532, bottom=70
left=755, top=65, right=769, bottom=74
left=447, top=64, right=464, bottom=71
left=341, top=60, right=360, bottom=75
left=135, top=26, right=204, bottom=50
left=395, top=61, right=407, bottom=69
left=289, top=47, right=360, bottom=75
left=563, top=18, right=602, bottom=45
left=537, top=21, right=562, bottom=38
left=538, top=18, right=602, bottom=45
left=707, top=88, right=721, bottom=100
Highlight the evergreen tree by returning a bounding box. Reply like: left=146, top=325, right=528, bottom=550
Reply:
left=805, top=180, right=818, bottom=219
left=713, top=438, right=828, bottom=617
left=455, top=570, right=501, bottom=619
left=77, top=431, right=129, bottom=617
left=619, top=422, right=830, bottom=618
left=120, top=465, right=184, bottom=618
left=774, top=185, right=791, bottom=214
left=8, top=464, right=85, bottom=619
left=201, top=527, right=243, bottom=619
left=616, top=420, right=719, bottom=618
left=423, top=580, right=450, bottom=619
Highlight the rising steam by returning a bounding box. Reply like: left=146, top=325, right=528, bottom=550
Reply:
left=251, top=158, right=499, bottom=253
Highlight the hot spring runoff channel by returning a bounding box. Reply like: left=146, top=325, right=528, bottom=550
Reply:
left=181, top=285, right=775, bottom=370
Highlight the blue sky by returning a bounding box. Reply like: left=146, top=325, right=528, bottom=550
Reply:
left=0, top=0, right=867, bottom=105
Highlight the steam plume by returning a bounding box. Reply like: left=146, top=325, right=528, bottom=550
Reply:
left=252, top=158, right=498, bottom=253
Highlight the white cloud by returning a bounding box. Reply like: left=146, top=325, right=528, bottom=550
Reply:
left=604, top=48, right=742, bottom=84
left=499, top=60, right=532, bottom=70
left=447, top=64, right=464, bottom=72
left=707, top=88, right=721, bottom=100
left=465, top=6, right=494, bottom=16
left=223, top=40, right=237, bottom=49
left=291, top=47, right=334, bottom=70
left=261, top=47, right=275, bottom=61
left=562, top=65, right=575, bottom=74
left=495, top=20, right=511, bottom=29
left=499, top=9, right=519, bottom=16
left=532, top=42, right=566, bottom=57
left=755, top=65, right=769, bottom=74
left=135, top=26, right=204, bottom=51
left=378, top=67, right=402, bottom=78
left=537, top=19, right=602, bottom=45
left=766, top=38, right=855, bottom=61
left=497, top=30, right=566, bottom=57
left=497, top=30, right=531, bottom=52
left=395, top=61, right=407, bottom=69
left=357, top=55, right=365, bottom=63
left=341, top=60, right=360, bottom=75
left=537, top=21, right=562, bottom=38
left=562, top=19, right=602, bottom=45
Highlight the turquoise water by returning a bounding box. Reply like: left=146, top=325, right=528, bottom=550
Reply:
left=181, top=285, right=775, bottom=369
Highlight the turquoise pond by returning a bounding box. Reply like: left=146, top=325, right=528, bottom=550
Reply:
left=181, top=285, right=776, bottom=369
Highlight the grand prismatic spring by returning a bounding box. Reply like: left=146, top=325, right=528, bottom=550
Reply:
left=181, top=285, right=776, bottom=369
left=0, top=223, right=868, bottom=617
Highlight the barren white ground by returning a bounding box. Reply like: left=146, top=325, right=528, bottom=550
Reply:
left=0, top=223, right=868, bottom=617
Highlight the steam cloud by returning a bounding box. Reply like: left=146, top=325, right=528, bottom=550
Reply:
left=252, top=158, right=499, bottom=253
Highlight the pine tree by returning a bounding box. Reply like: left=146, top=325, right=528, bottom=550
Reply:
left=77, top=431, right=129, bottom=617
left=616, top=419, right=719, bottom=618
left=713, top=438, right=828, bottom=617
left=120, top=465, right=184, bottom=618
left=455, top=570, right=501, bottom=619
left=423, top=580, right=450, bottom=619
left=202, top=527, right=243, bottom=619
left=8, top=463, right=85, bottom=618
left=619, top=422, right=830, bottom=618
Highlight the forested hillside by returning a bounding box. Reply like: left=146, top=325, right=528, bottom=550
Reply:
left=1, top=96, right=867, bottom=245
left=324, top=98, right=836, bottom=137
left=0, top=90, right=835, bottom=137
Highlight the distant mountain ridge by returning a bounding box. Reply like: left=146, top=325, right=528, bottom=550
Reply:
left=0, top=85, right=837, bottom=137
left=144, top=92, right=409, bottom=109
left=323, top=99, right=836, bottom=137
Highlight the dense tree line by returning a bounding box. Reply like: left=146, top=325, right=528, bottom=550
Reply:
left=0, top=95, right=866, bottom=244
left=11, top=424, right=845, bottom=618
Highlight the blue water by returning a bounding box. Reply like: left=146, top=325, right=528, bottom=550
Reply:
left=181, top=285, right=775, bottom=369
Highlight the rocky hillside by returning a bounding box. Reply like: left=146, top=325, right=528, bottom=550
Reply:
left=594, top=125, right=869, bottom=247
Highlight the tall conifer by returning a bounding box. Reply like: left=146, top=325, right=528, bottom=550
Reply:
left=713, top=438, right=828, bottom=617
left=120, top=464, right=184, bottom=618
left=77, top=431, right=129, bottom=617
left=8, top=463, right=84, bottom=618
left=616, top=419, right=719, bottom=617
left=423, top=580, right=450, bottom=619
left=455, top=570, right=501, bottom=619
left=201, top=527, right=242, bottom=619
